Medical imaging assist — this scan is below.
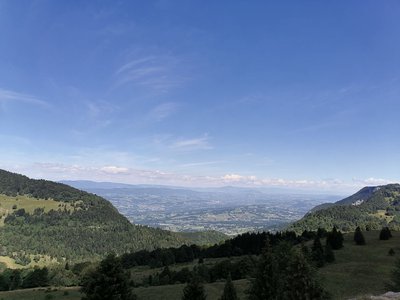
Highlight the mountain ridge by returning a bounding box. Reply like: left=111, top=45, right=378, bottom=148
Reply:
left=290, top=183, right=400, bottom=233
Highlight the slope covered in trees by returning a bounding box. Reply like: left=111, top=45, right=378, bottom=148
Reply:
left=0, top=169, right=208, bottom=263
left=290, top=184, right=400, bottom=233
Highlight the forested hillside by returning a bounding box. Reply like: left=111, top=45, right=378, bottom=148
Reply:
left=290, top=184, right=400, bottom=233
left=0, top=169, right=210, bottom=265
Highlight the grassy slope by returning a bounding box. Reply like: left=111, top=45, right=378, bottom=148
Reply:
left=0, top=194, right=74, bottom=226
left=321, top=230, right=400, bottom=299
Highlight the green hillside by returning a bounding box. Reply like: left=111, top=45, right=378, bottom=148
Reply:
left=290, top=184, right=400, bottom=233
left=0, top=169, right=216, bottom=266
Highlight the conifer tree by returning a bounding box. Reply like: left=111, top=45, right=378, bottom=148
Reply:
left=282, top=249, right=329, bottom=300
left=354, top=226, right=366, bottom=245
left=219, top=274, right=238, bottom=300
left=326, top=227, right=343, bottom=250
left=324, top=244, right=335, bottom=263
left=81, top=253, right=136, bottom=300
left=317, top=228, right=327, bottom=238
left=380, top=227, right=392, bottom=240
left=301, top=243, right=312, bottom=263
left=248, top=241, right=279, bottom=300
left=181, top=276, right=207, bottom=300
left=311, top=237, right=325, bottom=267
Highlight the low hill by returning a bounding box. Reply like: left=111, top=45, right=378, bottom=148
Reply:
left=290, top=184, right=400, bottom=233
left=0, top=169, right=224, bottom=266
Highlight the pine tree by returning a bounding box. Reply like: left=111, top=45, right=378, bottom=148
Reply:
left=181, top=276, right=207, bottom=300
left=326, top=227, right=343, bottom=250
left=219, top=274, right=238, bottom=300
left=282, top=249, right=329, bottom=300
left=324, top=244, right=335, bottom=263
left=354, top=226, right=366, bottom=245
left=311, top=237, right=325, bottom=267
left=380, top=227, right=392, bottom=240
left=300, top=242, right=312, bottom=263
left=248, top=241, right=279, bottom=300
left=81, top=253, right=137, bottom=300
left=317, top=228, right=327, bottom=238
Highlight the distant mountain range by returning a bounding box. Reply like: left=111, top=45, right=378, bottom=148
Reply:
left=290, top=183, right=400, bottom=233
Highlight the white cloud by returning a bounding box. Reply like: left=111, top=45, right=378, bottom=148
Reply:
left=222, top=174, right=244, bottom=182
left=4, top=162, right=398, bottom=194
left=170, top=135, right=212, bottom=151
left=0, top=88, right=48, bottom=108
left=352, top=177, right=395, bottom=186
left=100, top=166, right=130, bottom=175
left=114, top=54, right=186, bottom=92
left=148, top=102, right=178, bottom=121
left=179, top=161, right=223, bottom=168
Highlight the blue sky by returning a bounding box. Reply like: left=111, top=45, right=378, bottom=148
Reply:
left=0, top=0, right=399, bottom=193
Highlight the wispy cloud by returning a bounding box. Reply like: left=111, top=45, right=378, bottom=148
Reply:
left=148, top=102, right=178, bottom=121
left=114, top=54, right=187, bottom=92
left=170, top=134, right=213, bottom=151
left=179, top=161, right=224, bottom=168
left=352, top=177, right=395, bottom=186
left=7, top=162, right=399, bottom=193
left=0, top=88, right=48, bottom=108
left=100, top=166, right=130, bottom=175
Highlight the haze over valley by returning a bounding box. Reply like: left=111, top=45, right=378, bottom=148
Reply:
left=63, top=180, right=340, bottom=235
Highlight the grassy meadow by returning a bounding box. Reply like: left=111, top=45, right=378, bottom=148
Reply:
left=320, top=230, right=400, bottom=299
left=0, top=280, right=250, bottom=300
left=0, top=194, right=74, bottom=226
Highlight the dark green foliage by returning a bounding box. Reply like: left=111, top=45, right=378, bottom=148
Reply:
left=181, top=276, right=207, bottom=300
left=248, top=244, right=329, bottom=300
left=121, top=231, right=302, bottom=270
left=283, top=249, right=329, bottom=300
left=80, top=253, right=137, bottom=300
left=380, top=227, right=392, bottom=240
left=324, top=244, right=335, bottom=263
left=301, top=243, right=312, bottom=262
left=248, top=242, right=280, bottom=300
left=317, top=228, right=327, bottom=238
left=21, top=267, right=49, bottom=288
left=388, top=258, right=400, bottom=291
left=0, top=269, right=22, bottom=291
left=145, top=256, right=256, bottom=287
left=219, top=274, right=238, bottom=300
left=326, top=227, right=344, bottom=250
left=354, top=226, right=366, bottom=245
left=311, top=237, right=325, bottom=267
left=0, top=267, right=52, bottom=291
